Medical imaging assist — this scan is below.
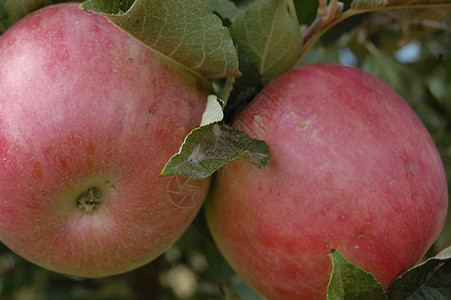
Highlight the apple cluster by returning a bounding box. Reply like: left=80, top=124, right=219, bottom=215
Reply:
left=0, top=3, right=448, bottom=300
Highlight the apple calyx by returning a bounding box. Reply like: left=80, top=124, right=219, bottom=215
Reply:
left=77, top=187, right=103, bottom=215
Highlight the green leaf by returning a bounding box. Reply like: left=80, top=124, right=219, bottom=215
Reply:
left=79, top=0, right=134, bottom=14
left=328, top=250, right=387, bottom=300
left=204, top=0, right=240, bottom=23
left=161, top=123, right=271, bottom=179
left=81, top=0, right=241, bottom=79
left=230, top=0, right=303, bottom=84
left=387, top=246, right=451, bottom=300
left=351, top=0, right=451, bottom=10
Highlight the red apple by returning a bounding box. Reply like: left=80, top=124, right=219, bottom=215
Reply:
left=205, top=64, right=448, bottom=299
left=0, top=3, right=210, bottom=277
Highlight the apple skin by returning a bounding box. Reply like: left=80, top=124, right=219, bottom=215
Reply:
left=205, top=64, right=448, bottom=299
left=0, top=3, right=210, bottom=277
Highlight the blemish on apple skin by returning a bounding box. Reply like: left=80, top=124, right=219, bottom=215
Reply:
left=104, top=180, right=116, bottom=189
left=297, top=121, right=311, bottom=131
left=406, top=161, right=415, bottom=174
left=253, top=115, right=264, bottom=128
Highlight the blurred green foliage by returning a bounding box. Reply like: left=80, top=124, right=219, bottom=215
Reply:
left=0, top=1, right=450, bottom=299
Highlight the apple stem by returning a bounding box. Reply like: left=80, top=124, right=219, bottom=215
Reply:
left=77, top=187, right=102, bottom=215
